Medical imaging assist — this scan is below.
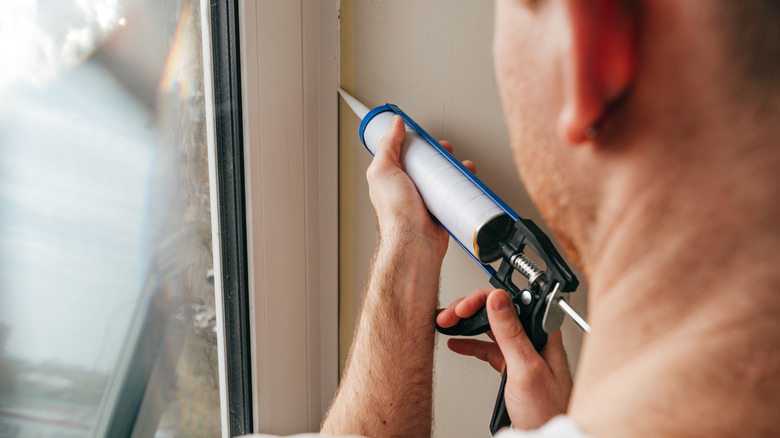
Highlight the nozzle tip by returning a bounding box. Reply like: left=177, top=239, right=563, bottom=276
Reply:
left=337, top=88, right=370, bottom=120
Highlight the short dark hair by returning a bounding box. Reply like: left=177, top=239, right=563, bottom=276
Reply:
left=716, top=0, right=780, bottom=89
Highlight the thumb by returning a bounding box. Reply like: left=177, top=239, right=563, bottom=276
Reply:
left=486, top=289, right=539, bottom=374
left=373, top=115, right=406, bottom=167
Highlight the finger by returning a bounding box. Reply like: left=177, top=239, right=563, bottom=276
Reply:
left=540, top=330, right=571, bottom=379
left=486, top=289, right=540, bottom=372
left=447, top=338, right=505, bottom=373
left=373, top=115, right=406, bottom=169
left=454, top=288, right=494, bottom=318
left=461, top=160, right=476, bottom=174
left=436, top=297, right=466, bottom=328
left=438, top=287, right=494, bottom=327
left=438, top=140, right=453, bottom=154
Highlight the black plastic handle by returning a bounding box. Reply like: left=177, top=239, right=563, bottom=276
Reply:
left=436, top=306, right=490, bottom=336
left=490, top=370, right=511, bottom=434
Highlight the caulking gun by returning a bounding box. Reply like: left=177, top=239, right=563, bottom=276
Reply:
left=339, top=88, right=591, bottom=435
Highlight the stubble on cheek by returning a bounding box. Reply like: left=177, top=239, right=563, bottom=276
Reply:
left=494, top=4, right=589, bottom=270
left=519, top=144, right=587, bottom=271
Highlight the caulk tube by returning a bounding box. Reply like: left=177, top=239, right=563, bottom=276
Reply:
left=360, top=105, right=514, bottom=264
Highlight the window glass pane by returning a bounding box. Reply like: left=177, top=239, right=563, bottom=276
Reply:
left=0, top=1, right=221, bottom=437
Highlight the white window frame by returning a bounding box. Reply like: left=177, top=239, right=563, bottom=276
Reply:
left=238, top=0, right=339, bottom=433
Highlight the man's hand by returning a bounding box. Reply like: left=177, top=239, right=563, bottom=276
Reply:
left=437, top=288, right=573, bottom=430
left=366, top=115, right=475, bottom=261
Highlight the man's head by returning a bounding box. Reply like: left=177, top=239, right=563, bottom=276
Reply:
left=493, top=0, right=780, bottom=273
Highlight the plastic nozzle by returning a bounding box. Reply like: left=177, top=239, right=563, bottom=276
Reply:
left=338, top=88, right=371, bottom=120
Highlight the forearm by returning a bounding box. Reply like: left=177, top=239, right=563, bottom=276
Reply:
left=322, top=235, right=442, bottom=437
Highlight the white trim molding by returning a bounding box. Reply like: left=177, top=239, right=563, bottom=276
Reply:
left=239, top=0, right=339, bottom=433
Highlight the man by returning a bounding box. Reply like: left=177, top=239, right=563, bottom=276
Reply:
left=321, top=0, right=780, bottom=436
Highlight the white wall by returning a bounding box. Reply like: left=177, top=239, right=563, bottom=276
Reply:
left=339, top=1, right=587, bottom=437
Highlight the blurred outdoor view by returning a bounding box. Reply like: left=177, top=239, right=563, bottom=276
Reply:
left=0, top=0, right=221, bottom=436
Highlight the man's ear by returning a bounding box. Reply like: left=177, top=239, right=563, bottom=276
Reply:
left=558, top=0, right=639, bottom=144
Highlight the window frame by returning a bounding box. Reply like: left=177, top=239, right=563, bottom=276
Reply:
left=220, top=0, right=340, bottom=434
left=205, top=0, right=254, bottom=436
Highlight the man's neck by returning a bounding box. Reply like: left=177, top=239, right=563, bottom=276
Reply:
left=568, top=130, right=780, bottom=437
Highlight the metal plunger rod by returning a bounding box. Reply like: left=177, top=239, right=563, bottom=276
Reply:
left=555, top=298, right=591, bottom=333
